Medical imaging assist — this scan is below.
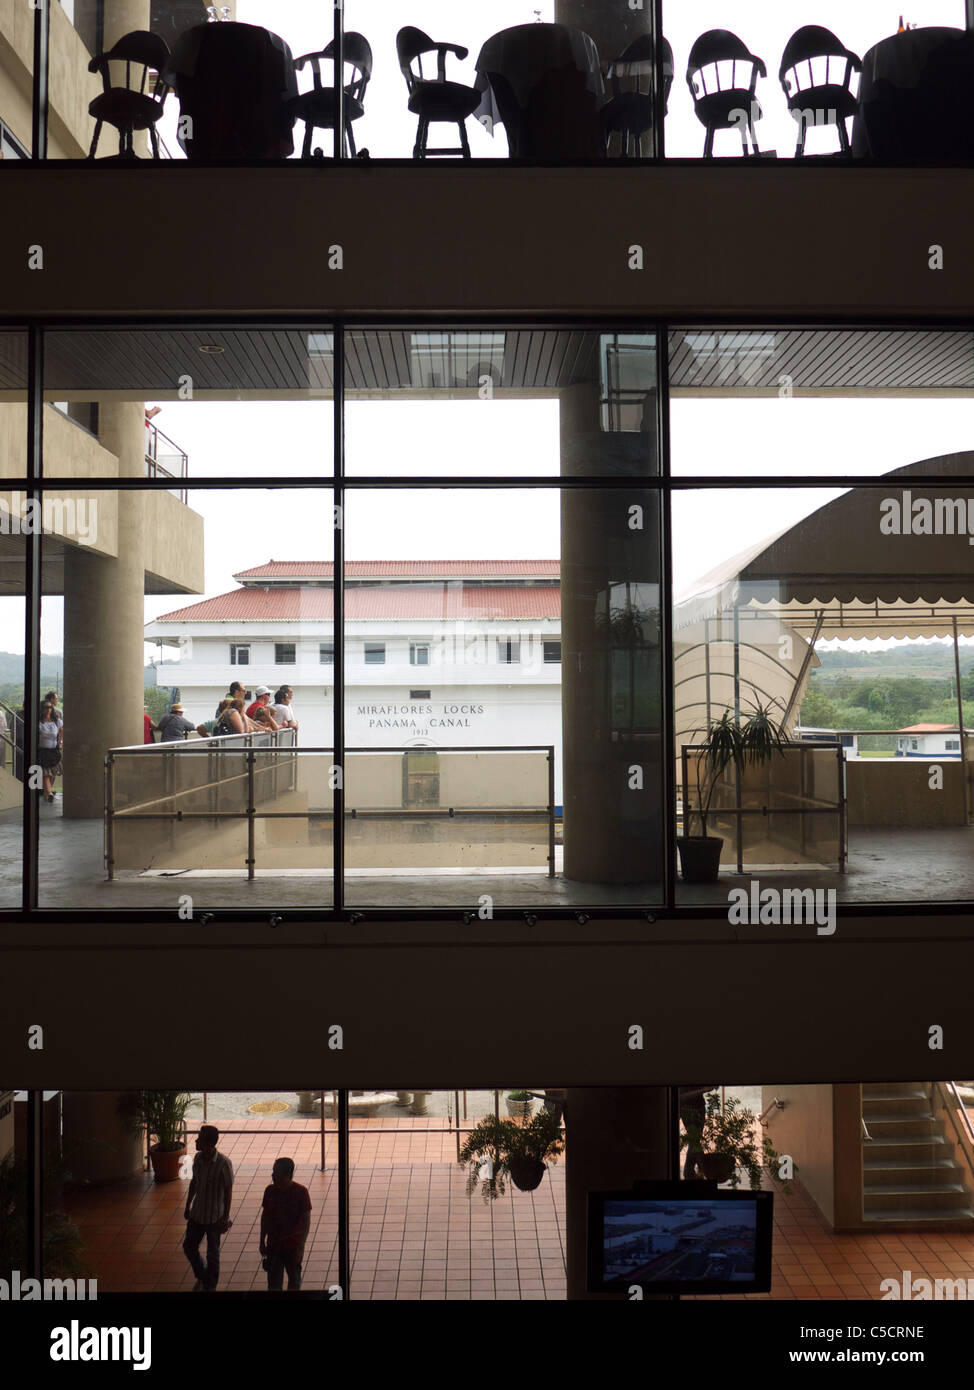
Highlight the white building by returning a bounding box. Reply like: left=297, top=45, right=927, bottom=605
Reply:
left=895, top=724, right=970, bottom=758
left=144, top=559, right=566, bottom=802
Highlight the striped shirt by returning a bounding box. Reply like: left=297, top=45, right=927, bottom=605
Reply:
left=188, top=1151, right=233, bottom=1225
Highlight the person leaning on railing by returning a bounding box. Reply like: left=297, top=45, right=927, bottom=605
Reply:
left=157, top=702, right=197, bottom=741
left=246, top=686, right=281, bottom=732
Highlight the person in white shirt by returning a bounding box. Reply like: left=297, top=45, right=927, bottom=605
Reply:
left=271, top=686, right=298, bottom=733
left=182, top=1125, right=234, bottom=1292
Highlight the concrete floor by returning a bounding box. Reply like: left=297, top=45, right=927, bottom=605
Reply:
left=677, top=824, right=974, bottom=907
left=0, top=803, right=970, bottom=911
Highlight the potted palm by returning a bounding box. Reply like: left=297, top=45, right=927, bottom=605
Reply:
left=117, top=1091, right=197, bottom=1184
left=459, top=1110, right=565, bottom=1201
left=678, top=701, right=790, bottom=883
left=680, top=1093, right=795, bottom=1192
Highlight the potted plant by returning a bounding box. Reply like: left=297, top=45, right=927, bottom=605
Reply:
left=680, top=1093, right=796, bottom=1193
left=0, top=1151, right=87, bottom=1280
left=678, top=700, right=790, bottom=883
left=117, top=1091, right=197, bottom=1184
left=505, top=1089, right=534, bottom=1119
left=458, top=1109, right=565, bottom=1201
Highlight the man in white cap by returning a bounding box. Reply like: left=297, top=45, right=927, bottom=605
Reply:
left=246, top=686, right=281, bottom=731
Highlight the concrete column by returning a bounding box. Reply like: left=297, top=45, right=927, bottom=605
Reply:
left=63, top=400, right=145, bottom=818
left=61, top=1091, right=145, bottom=1184
left=103, top=1, right=152, bottom=47
left=560, top=368, right=661, bottom=883
left=565, top=1086, right=672, bottom=1299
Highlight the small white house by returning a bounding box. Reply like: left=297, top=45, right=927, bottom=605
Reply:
left=896, top=724, right=969, bottom=758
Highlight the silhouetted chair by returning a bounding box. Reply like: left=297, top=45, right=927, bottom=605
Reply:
left=602, top=33, right=674, bottom=156
left=686, top=29, right=766, bottom=157
left=396, top=26, right=481, bottom=158
left=87, top=30, right=171, bottom=159
left=779, top=25, right=860, bottom=156
left=291, top=33, right=372, bottom=157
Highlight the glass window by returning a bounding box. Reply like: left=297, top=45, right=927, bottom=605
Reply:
left=40, top=486, right=336, bottom=911
left=663, top=2, right=969, bottom=162
left=342, top=486, right=662, bottom=910
left=345, top=329, right=659, bottom=478
left=673, top=481, right=974, bottom=909
left=42, top=328, right=334, bottom=478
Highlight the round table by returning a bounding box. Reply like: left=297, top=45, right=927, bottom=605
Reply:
left=163, top=21, right=298, bottom=159
left=852, top=26, right=974, bottom=160
left=474, top=23, right=605, bottom=158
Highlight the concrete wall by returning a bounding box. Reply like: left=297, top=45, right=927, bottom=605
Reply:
left=846, top=759, right=966, bottom=828
left=144, top=488, right=204, bottom=593
left=762, top=1083, right=837, bottom=1226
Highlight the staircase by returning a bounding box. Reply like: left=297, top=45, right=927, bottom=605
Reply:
left=861, top=1083, right=974, bottom=1226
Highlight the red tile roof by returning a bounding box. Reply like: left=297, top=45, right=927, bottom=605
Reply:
left=234, top=559, right=560, bottom=580
left=898, top=723, right=957, bottom=733
left=153, top=585, right=561, bottom=623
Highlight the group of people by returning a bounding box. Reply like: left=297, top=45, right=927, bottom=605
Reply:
left=143, top=683, right=299, bottom=744
left=182, top=1125, right=311, bottom=1293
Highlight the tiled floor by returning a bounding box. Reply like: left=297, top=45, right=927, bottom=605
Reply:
left=61, top=1118, right=974, bottom=1300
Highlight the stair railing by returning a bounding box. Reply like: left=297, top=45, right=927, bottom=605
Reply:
left=933, top=1082, right=974, bottom=1190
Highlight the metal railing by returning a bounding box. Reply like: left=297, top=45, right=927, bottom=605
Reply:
left=105, top=737, right=556, bottom=880
left=145, top=421, right=188, bottom=503
left=680, top=740, right=847, bottom=873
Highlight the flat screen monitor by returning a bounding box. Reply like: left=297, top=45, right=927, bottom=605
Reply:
left=588, top=1182, right=773, bottom=1295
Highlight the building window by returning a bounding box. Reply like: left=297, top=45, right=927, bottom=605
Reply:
left=410, top=643, right=430, bottom=666
left=275, top=643, right=296, bottom=665
left=543, top=641, right=562, bottom=664
left=364, top=643, right=386, bottom=665
left=0, top=119, right=29, bottom=160
left=497, top=639, right=520, bottom=664
left=230, top=644, right=250, bottom=666
left=320, top=643, right=334, bottom=664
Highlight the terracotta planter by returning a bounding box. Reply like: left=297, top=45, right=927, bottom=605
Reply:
left=149, top=1143, right=186, bottom=1183
left=508, top=1157, right=545, bottom=1191
left=676, top=836, right=723, bottom=883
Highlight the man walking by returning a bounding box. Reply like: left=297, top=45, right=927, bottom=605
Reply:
left=259, top=1157, right=311, bottom=1292
left=183, top=1125, right=234, bottom=1291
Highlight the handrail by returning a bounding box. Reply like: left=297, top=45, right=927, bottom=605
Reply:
left=935, top=1082, right=974, bottom=1187
left=105, top=741, right=556, bottom=882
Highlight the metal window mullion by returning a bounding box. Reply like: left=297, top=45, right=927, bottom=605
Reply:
left=23, top=326, right=43, bottom=913
left=334, top=0, right=344, bottom=161
left=31, top=0, right=49, bottom=159
left=338, top=1088, right=350, bottom=1296
left=653, top=0, right=665, bottom=160
left=26, top=1089, right=43, bottom=1278
left=657, top=324, right=675, bottom=910
left=334, top=325, right=345, bottom=914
